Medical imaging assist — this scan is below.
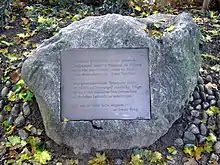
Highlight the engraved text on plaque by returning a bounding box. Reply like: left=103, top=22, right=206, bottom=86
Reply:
left=61, top=48, right=150, bottom=120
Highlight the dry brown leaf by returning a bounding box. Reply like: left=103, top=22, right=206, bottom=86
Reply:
left=22, top=18, right=29, bottom=25
left=9, top=71, right=21, bottom=83
left=183, top=157, right=198, bottom=165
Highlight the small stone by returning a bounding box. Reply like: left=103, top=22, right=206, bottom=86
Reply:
left=200, top=155, right=209, bottom=165
left=209, top=153, right=219, bottom=162
left=17, top=62, right=23, bottom=68
left=7, top=115, right=14, bottom=124
left=21, top=163, right=31, bottom=165
left=183, top=131, right=196, bottom=144
left=216, top=100, right=220, bottom=108
left=200, top=92, right=206, bottom=101
left=202, top=110, right=208, bottom=120
left=195, top=86, right=199, bottom=92
left=178, top=130, right=183, bottom=137
left=188, top=106, right=194, bottom=111
left=192, top=118, right=201, bottom=125
left=205, top=75, right=212, bottom=82
left=193, top=91, right=200, bottom=99
left=22, top=102, right=31, bottom=116
left=10, top=104, right=20, bottom=117
left=45, top=140, right=54, bottom=149
left=187, top=116, right=193, bottom=122
left=188, top=124, right=200, bottom=134
left=0, top=114, right=3, bottom=122
left=205, top=87, right=213, bottom=95
left=217, top=114, right=220, bottom=128
left=193, top=99, right=202, bottom=106
left=5, top=81, right=11, bottom=87
left=214, top=141, right=220, bottom=154
left=198, top=84, right=204, bottom=92
left=195, top=104, right=201, bottom=110
left=1, top=87, right=9, bottom=97
left=14, top=116, right=25, bottom=128
left=208, top=116, right=216, bottom=126
left=191, top=110, right=200, bottom=117
left=92, top=120, right=102, bottom=128
left=167, top=160, right=176, bottom=165
left=202, top=102, right=210, bottom=110
left=210, top=99, right=216, bottom=106
left=198, top=135, right=206, bottom=143
left=197, top=76, right=204, bottom=84
left=16, top=69, right=21, bottom=73
left=207, top=95, right=215, bottom=100
left=31, top=127, right=37, bottom=135
left=115, top=159, right=123, bottom=165
left=0, top=100, right=4, bottom=110
left=18, top=129, right=28, bottom=140
left=199, top=123, right=207, bottom=136
left=215, top=92, right=220, bottom=99
left=189, top=96, right=194, bottom=102
left=174, top=138, right=184, bottom=147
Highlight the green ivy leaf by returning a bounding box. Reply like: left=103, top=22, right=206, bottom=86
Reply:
left=33, top=150, right=51, bottom=164
left=18, top=90, right=26, bottom=100
left=8, top=135, right=21, bottom=146
left=206, top=106, right=220, bottom=116
left=89, top=153, right=107, bottom=165
left=3, top=120, right=11, bottom=128
left=24, top=90, right=33, bottom=101
left=7, top=54, right=20, bottom=62
left=130, top=154, right=144, bottom=165
left=16, top=79, right=25, bottom=88
left=7, top=91, right=16, bottom=101
left=183, top=145, right=194, bottom=156
left=206, top=133, right=217, bottom=142
left=27, top=136, right=41, bottom=147
left=167, top=146, right=177, bottom=155
left=20, top=140, right=27, bottom=147
left=203, top=142, right=213, bottom=153
left=4, top=104, right=12, bottom=111
left=72, top=15, right=81, bottom=22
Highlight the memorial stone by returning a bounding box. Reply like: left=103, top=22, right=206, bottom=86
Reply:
left=21, top=13, right=201, bottom=154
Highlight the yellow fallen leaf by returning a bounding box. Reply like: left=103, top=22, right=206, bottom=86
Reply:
left=160, top=19, right=168, bottom=22
left=212, top=24, right=220, bottom=28
left=38, top=16, right=46, bottom=23
left=17, top=33, right=28, bottom=38
left=0, top=34, right=7, bottom=39
left=8, top=91, right=16, bottom=101
left=210, top=11, right=215, bottom=18
left=134, top=6, right=141, bottom=11
left=0, top=48, right=8, bottom=54
left=205, top=82, right=218, bottom=90
left=22, top=18, right=29, bottom=25
left=165, top=25, right=175, bottom=32
left=211, top=65, right=220, bottom=71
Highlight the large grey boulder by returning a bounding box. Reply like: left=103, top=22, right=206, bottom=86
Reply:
left=21, top=13, right=201, bottom=154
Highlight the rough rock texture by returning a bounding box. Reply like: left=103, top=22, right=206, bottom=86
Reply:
left=21, top=13, right=201, bottom=154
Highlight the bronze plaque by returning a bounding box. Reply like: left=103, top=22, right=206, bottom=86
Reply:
left=61, top=48, right=151, bottom=120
